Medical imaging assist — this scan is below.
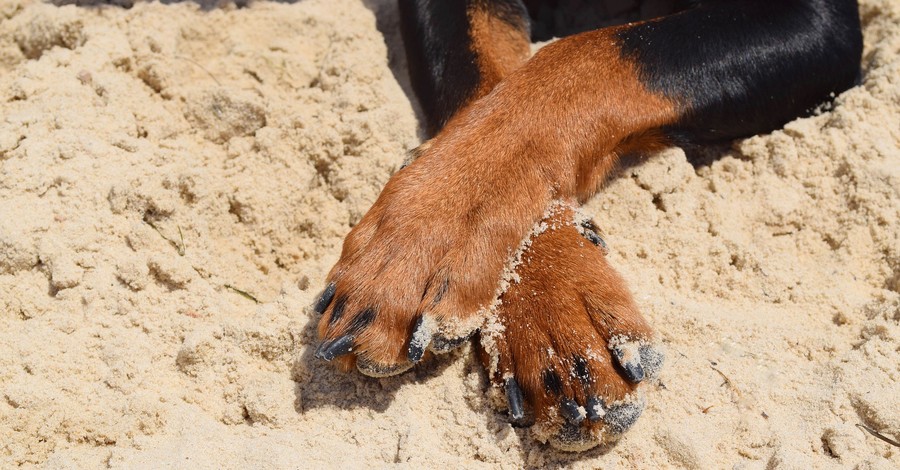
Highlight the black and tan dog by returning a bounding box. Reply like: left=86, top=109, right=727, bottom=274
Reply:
left=313, top=0, right=862, bottom=451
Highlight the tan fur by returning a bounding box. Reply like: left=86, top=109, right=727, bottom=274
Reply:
left=485, top=206, right=653, bottom=434
left=318, top=24, right=674, bottom=379
left=468, top=4, right=532, bottom=101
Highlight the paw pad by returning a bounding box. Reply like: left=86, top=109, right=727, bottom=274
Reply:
left=610, top=336, right=665, bottom=383
left=356, top=357, right=413, bottom=378
left=602, top=397, right=645, bottom=435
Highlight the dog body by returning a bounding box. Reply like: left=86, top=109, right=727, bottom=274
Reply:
left=315, top=0, right=863, bottom=450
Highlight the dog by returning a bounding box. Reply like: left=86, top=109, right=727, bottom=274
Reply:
left=312, top=0, right=862, bottom=451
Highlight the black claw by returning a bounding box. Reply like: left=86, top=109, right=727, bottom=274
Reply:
left=407, top=343, right=425, bottom=363
left=584, top=230, right=604, bottom=247
left=542, top=369, right=563, bottom=396
left=580, top=220, right=608, bottom=251
left=586, top=396, right=605, bottom=421
left=560, top=398, right=584, bottom=424
left=407, top=317, right=428, bottom=363
left=327, top=295, right=348, bottom=325
left=614, top=347, right=646, bottom=383
left=313, top=282, right=336, bottom=315
left=504, top=377, right=525, bottom=421
left=314, top=334, right=354, bottom=361
left=623, top=361, right=645, bottom=382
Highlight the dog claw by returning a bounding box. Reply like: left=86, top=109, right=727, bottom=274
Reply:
left=560, top=398, right=584, bottom=424
left=585, top=396, right=605, bottom=422
left=584, top=230, right=606, bottom=249
left=622, top=360, right=645, bottom=382
left=407, top=343, right=425, bottom=363
left=579, top=220, right=608, bottom=252
left=315, top=334, right=354, bottom=361
left=313, top=282, right=336, bottom=315
left=548, top=399, right=644, bottom=452
left=613, top=345, right=645, bottom=383
left=407, top=317, right=430, bottom=363
left=505, top=377, right=525, bottom=421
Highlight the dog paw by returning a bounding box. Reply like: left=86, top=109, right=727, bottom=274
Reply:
left=479, top=202, right=663, bottom=451
left=313, top=136, right=552, bottom=376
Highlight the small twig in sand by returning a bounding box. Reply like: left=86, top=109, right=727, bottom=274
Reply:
left=857, top=423, right=900, bottom=448
left=145, top=220, right=186, bottom=256
left=174, top=55, right=221, bottom=86
left=224, top=284, right=259, bottom=304
left=177, top=225, right=186, bottom=256
left=710, top=362, right=743, bottom=399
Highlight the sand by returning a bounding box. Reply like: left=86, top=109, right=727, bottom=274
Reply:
left=0, top=0, right=897, bottom=468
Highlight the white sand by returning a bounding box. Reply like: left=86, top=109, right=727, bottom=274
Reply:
left=0, top=0, right=897, bottom=468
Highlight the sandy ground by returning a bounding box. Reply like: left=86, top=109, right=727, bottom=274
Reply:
left=0, top=0, right=898, bottom=468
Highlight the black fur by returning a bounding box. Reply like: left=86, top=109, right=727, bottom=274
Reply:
left=399, top=0, right=529, bottom=135
left=327, top=295, right=348, bottom=325
left=542, top=369, right=564, bottom=395
left=401, top=0, right=862, bottom=144
left=399, top=0, right=478, bottom=134
left=618, top=0, right=863, bottom=142
left=523, top=0, right=691, bottom=41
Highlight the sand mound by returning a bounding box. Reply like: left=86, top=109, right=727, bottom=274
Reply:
left=0, top=0, right=897, bottom=467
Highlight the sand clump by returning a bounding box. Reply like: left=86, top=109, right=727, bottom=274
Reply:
left=0, top=0, right=898, bottom=468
